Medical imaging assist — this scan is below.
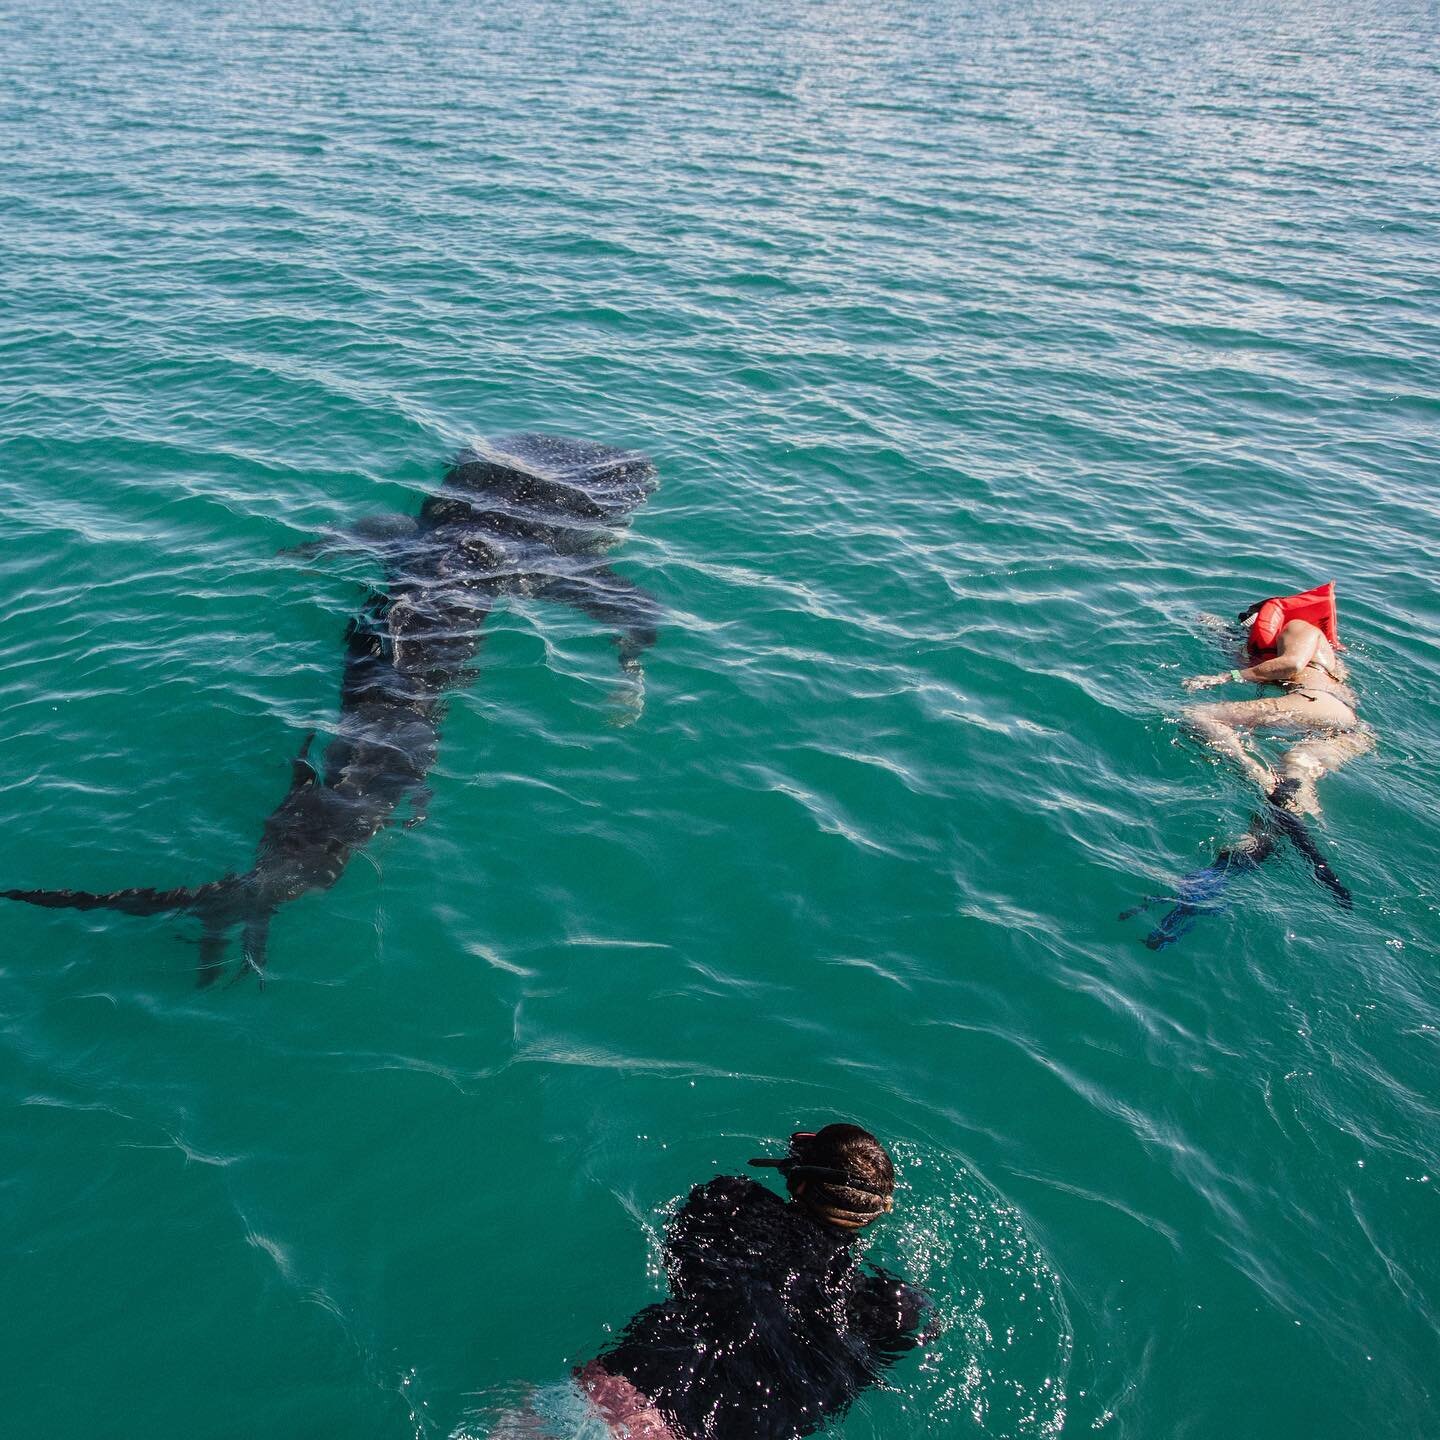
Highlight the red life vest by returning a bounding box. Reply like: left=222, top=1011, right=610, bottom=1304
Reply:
left=1248, top=582, right=1339, bottom=650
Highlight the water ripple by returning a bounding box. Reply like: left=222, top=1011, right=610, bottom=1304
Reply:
left=2, top=1, right=1438, bottom=1437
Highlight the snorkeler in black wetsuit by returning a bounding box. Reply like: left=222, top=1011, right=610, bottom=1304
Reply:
left=575, top=1124, right=930, bottom=1440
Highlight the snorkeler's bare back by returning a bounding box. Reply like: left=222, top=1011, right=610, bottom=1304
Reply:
left=1274, top=621, right=1358, bottom=712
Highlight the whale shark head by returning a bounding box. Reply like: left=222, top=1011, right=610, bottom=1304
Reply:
left=435, top=432, right=658, bottom=554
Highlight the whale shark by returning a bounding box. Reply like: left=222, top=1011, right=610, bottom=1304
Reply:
left=3, top=433, right=660, bottom=984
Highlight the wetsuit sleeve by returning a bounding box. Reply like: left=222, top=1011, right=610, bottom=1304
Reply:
left=663, top=1176, right=774, bottom=1293
left=850, top=1266, right=934, bottom=1358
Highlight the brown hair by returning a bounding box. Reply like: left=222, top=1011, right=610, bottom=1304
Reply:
left=786, top=1124, right=895, bottom=1228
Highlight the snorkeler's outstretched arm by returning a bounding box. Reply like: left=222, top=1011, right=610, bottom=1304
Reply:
left=850, top=1267, right=936, bottom=1356
left=1185, top=622, right=1322, bottom=690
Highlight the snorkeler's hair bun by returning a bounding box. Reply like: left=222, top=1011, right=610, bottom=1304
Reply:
left=751, top=1123, right=896, bottom=1225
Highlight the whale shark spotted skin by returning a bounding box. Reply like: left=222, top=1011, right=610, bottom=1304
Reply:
left=3, top=433, right=661, bottom=984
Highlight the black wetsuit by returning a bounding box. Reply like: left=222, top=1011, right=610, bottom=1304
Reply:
left=598, top=1175, right=930, bottom=1440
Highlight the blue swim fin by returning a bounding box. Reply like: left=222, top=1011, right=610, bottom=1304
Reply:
left=1125, top=775, right=1353, bottom=949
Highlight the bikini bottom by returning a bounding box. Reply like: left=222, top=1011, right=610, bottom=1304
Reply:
left=1287, top=688, right=1359, bottom=726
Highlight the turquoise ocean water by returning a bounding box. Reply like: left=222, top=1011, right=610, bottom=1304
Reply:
left=2, top=2, right=1437, bottom=1436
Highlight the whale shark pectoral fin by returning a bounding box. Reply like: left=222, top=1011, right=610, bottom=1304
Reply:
left=289, top=731, right=319, bottom=792
left=232, top=912, right=273, bottom=988
left=279, top=514, right=421, bottom=563
left=539, top=567, right=656, bottom=725
left=401, top=785, right=433, bottom=830
left=347, top=513, right=421, bottom=544
left=535, top=567, right=662, bottom=679
left=196, top=926, right=230, bottom=988
left=191, top=881, right=250, bottom=987
left=277, top=537, right=328, bottom=562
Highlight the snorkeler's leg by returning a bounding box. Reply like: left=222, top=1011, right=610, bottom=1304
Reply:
left=1134, top=812, right=1277, bottom=949
left=1182, top=704, right=1278, bottom=791
left=1276, top=727, right=1375, bottom=817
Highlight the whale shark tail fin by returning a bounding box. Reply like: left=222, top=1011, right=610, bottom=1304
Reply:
left=2, top=876, right=253, bottom=986
left=1, top=878, right=231, bottom=918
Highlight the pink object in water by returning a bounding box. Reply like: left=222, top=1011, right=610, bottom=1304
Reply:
left=575, top=1361, right=682, bottom=1440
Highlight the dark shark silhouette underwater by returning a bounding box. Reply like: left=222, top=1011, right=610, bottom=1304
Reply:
left=2, top=433, right=660, bottom=985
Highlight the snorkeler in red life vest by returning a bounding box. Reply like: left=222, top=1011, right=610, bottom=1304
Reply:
left=1123, top=584, right=1368, bottom=947
left=573, top=1124, right=931, bottom=1440
left=1182, top=583, right=1371, bottom=816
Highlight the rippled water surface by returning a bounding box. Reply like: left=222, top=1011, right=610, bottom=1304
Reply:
left=2, top=2, right=1437, bottom=1436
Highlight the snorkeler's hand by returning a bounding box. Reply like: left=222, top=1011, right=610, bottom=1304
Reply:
left=1183, top=673, right=1221, bottom=692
